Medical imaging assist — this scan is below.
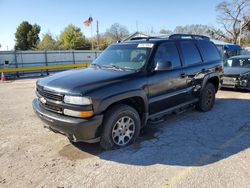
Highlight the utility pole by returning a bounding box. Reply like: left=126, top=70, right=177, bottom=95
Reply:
left=96, top=20, right=100, bottom=50
left=238, top=19, right=243, bottom=46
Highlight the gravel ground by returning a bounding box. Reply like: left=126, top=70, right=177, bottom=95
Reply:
left=0, top=78, right=250, bottom=188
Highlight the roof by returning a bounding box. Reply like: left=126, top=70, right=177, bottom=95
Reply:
left=123, top=32, right=242, bottom=50
left=123, top=32, right=150, bottom=41
left=122, top=33, right=215, bottom=46
left=229, top=55, right=250, bottom=59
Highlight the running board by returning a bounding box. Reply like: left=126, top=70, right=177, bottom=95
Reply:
left=148, top=98, right=199, bottom=120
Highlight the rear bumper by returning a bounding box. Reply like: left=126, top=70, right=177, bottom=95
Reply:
left=32, top=99, right=103, bottom=143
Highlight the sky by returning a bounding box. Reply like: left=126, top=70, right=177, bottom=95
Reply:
left=0, top=0, right=222, bottom=50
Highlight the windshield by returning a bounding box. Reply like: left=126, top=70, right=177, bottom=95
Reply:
left=225, top=58, right=250, bottom=68
left=92, top=43, right=152, bottom=70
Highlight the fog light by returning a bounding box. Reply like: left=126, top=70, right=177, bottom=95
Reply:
left=64, top=109, right=93, bottom=118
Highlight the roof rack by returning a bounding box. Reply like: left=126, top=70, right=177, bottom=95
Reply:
left=125, top=34, right=210, bottom=42
left=129, top=36, right=149, bottom=40
left=169, top=34, right=210, bottom=40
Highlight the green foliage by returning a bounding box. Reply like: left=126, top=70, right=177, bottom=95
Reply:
left=15, top=21, right=41, bottom=50
left=91, top=35, right=110, bottom=50
left=37, top=33, right=59, bottom=50
left=58, top=24, right=90, bottom=50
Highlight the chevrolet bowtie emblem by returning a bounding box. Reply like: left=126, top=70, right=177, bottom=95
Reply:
left=40, top=97, right=46, bottom=104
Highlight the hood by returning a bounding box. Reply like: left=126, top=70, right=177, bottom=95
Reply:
left=37, top=67, right=136, bottom=95
left=224, top=67, right=250, bottom=76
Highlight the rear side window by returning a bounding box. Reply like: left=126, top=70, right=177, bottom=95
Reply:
left=197, top=40, right=221, bottom=62
left=154, top=42, right=181, bottom=68
left=179, top=41, right=202, bottom=65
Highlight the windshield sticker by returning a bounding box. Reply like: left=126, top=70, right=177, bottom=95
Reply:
left=137, top=43, right=154, bottom=48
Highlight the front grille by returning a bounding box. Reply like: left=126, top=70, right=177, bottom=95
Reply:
left=42, top=103, right=63, bottom=114
left=37, top=87, right=64, bottom=101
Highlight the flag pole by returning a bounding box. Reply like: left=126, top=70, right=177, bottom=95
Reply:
left=91, top=22, right=93, bottom=50
left=96, top=20, right=100, bottom=50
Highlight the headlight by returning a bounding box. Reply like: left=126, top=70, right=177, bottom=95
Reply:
left=64, top=95, right=92, bottom=105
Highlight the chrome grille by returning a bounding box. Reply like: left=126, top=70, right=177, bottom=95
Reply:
left=37, top=87, right=64, bottom=101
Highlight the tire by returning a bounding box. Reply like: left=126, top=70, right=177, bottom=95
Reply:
left=100, top=104, right=141, bottom=150
left=196, top=82, right=216, bottom=112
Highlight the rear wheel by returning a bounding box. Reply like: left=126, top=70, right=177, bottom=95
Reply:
left=100, top=104, right=141, bottom=150
left=196, top=83, right=215, bottom=112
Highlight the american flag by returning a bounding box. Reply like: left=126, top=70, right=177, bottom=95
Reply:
left=84, top=17, right=93, bottom=26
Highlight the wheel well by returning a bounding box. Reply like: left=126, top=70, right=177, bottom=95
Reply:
left=207, top=76, right=219, bottom=92
left=105, top=97, right=146, bottom=121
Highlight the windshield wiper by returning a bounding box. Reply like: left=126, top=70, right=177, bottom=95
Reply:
left=91, top=63, right=103, bottom=69
left=103, top=64, right=126, bottom=71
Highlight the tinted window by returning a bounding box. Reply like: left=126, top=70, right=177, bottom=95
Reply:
left=180, top=41, right=202, bottom=65
left=197, top=40, right=221, bottom=62
left=154, top=42, right=181, bottom=68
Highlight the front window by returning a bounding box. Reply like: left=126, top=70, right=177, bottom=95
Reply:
left=92, top=43, right=152, bottom=70
left=225, top=58, right=250, bottom=68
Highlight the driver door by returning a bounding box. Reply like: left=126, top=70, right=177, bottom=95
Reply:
left=147, top=42, right=188, bottom=115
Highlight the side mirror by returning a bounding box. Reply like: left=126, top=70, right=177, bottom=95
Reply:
left=155, top=61, right=172, bottom=71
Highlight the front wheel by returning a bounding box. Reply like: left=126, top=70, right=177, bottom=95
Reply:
left=196, top=83, right=216, bottom=112
left=100, top=104, right=141, bottom=150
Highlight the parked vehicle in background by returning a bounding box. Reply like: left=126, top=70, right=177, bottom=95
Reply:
left=211, top=39, right=242, bottom=62
left=241, top=47, right=250, bottom=55
left=33, top=34, right=223, bottom=150
left=221, top=55, right=250, bottom=91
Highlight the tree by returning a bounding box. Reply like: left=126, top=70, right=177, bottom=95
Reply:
left=216, top=0, right=250, bottom=44
left=174, top=24, right=211, bottom=36
left=37, top=33, right=59, bottom=50
left=105, top=23, right=129, bottom=41
left=15, top=21, right=41, bottom=50
left=170, top=24, right=224, bottom=39
left=91, top=35, right=110, bottom=50
left=58, top=24, right=90, bottom=50
left=159, top=29, right=173, bottom=35
left=241, top=34, right=250, bottom=46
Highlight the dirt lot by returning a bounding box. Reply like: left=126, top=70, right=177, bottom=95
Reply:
left=0, top=78, right=250, bottom=188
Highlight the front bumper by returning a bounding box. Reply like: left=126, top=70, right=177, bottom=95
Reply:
left=221, top=77, right=250, bottom=90
left=32, top=99, right=103, bottom=143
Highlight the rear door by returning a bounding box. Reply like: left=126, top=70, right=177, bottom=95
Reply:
left=178, top=40, right=222, bottom=100
left=177, top=40, right=204, bottom=100
left=147, top=42, right=187, bottom=115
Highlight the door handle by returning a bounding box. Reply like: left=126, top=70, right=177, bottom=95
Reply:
left=180, top=73, right=187, bottom=78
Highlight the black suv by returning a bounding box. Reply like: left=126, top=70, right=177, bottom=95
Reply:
left=33, top=34, right=223, bottom=150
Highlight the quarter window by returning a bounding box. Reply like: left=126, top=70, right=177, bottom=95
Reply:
left=197, top=40, right=221, bottom=62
